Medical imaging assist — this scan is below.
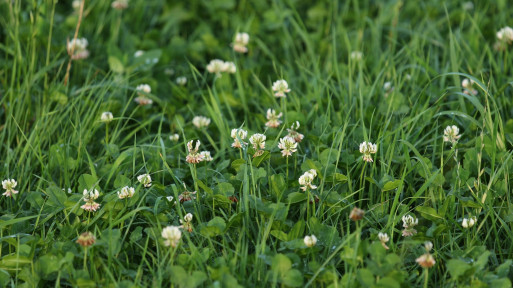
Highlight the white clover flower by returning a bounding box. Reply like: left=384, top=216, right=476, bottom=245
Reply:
left=249, top=133, right=266, bottom=157
left=200, top=151, right=213, bottom=161
left=111, top=0, right=128, bottom=10
left=497, top=26, right=513, bottom=44
left=67, top=38, right=89, bottom=60
left=223, top=61, right=237, bottom=74
left=180, top=213, right=194, bottom=232
left=462, top=78, right=478, bottom=95
left=72, top=0, right=82, bottom=10
left=233, top=32, right=250, bottom=53
left=184, top=213, right=193, bottom=222
left=378, top=232, right=390, bottom=249
left=299, top=170, right=317, bottom=191
left=81, top=188, right=100, bottom=212
left=136, top=84, right=151, bottom=94
left=137, top=174, right=152, bottom=188
left=231, top=128, right=248, bottom=148
left=359, top=141, right=377, bottom=162
left=192, top=116, right=211, bottom=129
left=265, top=109, right=283, bottom=128
left=278, top=136, right=297, bottom=157
left=462, top=216, right=477, bottom=228
left=351, top=51, right=363, bottom=61
left=176, top=76, right=187, bottom=86
left=117, top=186, right=135, bottom=199
left=100, top=112, right=113, bottom=123
left=206, top=59, right=226, bottom=75
left=165, top=68, right=175, bottom=76
left=462, top=2, right=474, bottom=11
left=287, top=121, right=304, bottom=143
left=2, top=179, right=18, bottom=197
left=304, top=235, right=317, bottom=247
left=443, top=125, right=461, bottom=144
left=186, top=140, right=205, bottom=164
left=169, top=133, right=180, bottom=142
left=402, top=214, right=418, bottom=237
left=424, top=241, right=433, bottom=252
left=134, top=84, right=153, bottom=106
left=134, top=50, right=144, bottom=57
left=82, top=188, right=100, bottom=201
left=272, top=80, right=291, bottom=97
left=162, top=226, right=182, bottom=247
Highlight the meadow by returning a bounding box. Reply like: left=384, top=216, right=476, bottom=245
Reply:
left=1, top=0, right=513, bottom=287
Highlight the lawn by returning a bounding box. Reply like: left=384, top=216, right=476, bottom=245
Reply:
left=1, top=0, right=513, bottom=287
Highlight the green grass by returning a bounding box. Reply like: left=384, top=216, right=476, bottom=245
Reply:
left=1, top=0, right=513, bottom=287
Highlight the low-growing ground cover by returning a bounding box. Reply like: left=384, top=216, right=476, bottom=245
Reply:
left=1, top=0, right=513, bottom=287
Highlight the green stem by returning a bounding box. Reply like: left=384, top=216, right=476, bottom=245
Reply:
left=423, top=268, right=428, bottom=288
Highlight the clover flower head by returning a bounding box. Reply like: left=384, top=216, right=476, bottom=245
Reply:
left=249, top=133, right=266, bottom=157
left=111, top=0, right=128, bottom=10
left=77, top=231, right=96, bottom=247
left=265, top=109, right=283, bottom=128
left=223, top=61, right=237, bottom=74
left=462, top=216, right=477, bottom=228
left=402, top=214, right=418, bottom=237
left=117, top=186, right=135, bottom=199
left=443, top=125, right=461, bottom=144
left=416, top=242, right=435, bottom=268
left=176, top=76, right=187, bottom=86
left=304, top=235, right=317, bottom=247
left=67, top=38, right=89, bottom=60
left=462, top=78, right=478, bottom=95
left=101, top=112, right=113, bottom=123
left=272, top=79, right=291, bottom=97
left=349, top=207, right=365, bottom=221
left=378, top=232, right=390, bottom=249
left=233, top=32, right=250, bottom=53
left=137, top=174, right=152, bottom=187
left=2, top=179, right=18, bottom=197
left=186, top=140, right=205, bottom=164
left=462, top=1, right=474, bottom=11
left=169, top=133, right=180, bottom=142
left=192, top=116, right=211, bottom=129
left=82, top=188, right=99, bottom=201
left=200, top=151, right=213, bottom=161
left=278, top=136, right=297, bottom=157
left=72, top=0, right=82, bottom=10
left=162, top=226, right=182, bottom=247
left=231, top=128, right=248, bottom=148
left=286, top=121, right=304, bottom=143
left=134, top=50, right=144, bottom=57
left=180, top=213, right=194, bottom=232
left=81, top=201, right=101, bottom=212
left=497, top=26, right=513, bottom=43
left=299, top=170, right=317, bottom=191
left=178, top=185, right=197, bottom=203
left=207, top=59, right=225, bottom=74
left=359, top=141, right=377, bottom=162
left=134, top=84, right=153, bottom=106
left=351, top=51, right=363, bottom=61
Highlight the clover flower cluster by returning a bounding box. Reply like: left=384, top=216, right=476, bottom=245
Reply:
left=298, top=169, right=318, bottom=191
left=278, top=136, right=297, bottom=157
left=206, top=59, right=236, bottom=76
left=67, top=38, right=90, bottom=60
left=443, top=125, right=461, bottom=144
left=402, top=214, right=418, bottom=237
left=359, top=141, right=377, bottom=162
left=416, top=241, right=436, bottom=269
left=233, top=32, right=250, bottom=53
left=81, top=188, right=100, bottom=212
left=272, top=80, right=291, bottom=98
left=117, top=186, right=135, bottom=199
left=192, top=116, right=211, bottom=129
left=249, top=133, right=266, bottom=157
left=231, top=128, right=248, bottom=148
left=2, top=179, right=18, bottom=197
left=134, top=84, right=153, bottom=106
left=265, top=109, right=283, bottom=128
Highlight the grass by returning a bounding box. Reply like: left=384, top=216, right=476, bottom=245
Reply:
left=1, top=0, right=513, bottom=287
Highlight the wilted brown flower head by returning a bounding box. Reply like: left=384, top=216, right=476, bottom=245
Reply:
left=349, top=207, right=365, bottom=221
left=76, top=231, right=96, bottom=247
